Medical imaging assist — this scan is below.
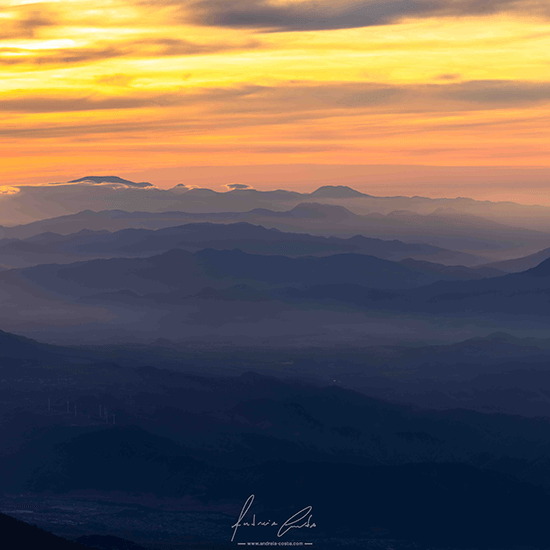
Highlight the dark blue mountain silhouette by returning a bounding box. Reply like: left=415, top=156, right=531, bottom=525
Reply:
left=6, top=248, right=501, bottom=300
left=0, top=512, right=88, bottom=549
left=310, top=185, right=369, bottom=198
left=0, top=221, right=486, bottom=268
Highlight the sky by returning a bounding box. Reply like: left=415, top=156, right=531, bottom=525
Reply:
left=1, top=0, right=550, bottom=200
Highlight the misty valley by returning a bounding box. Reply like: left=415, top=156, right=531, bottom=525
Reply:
left=3, top=181, right=550, bottom=549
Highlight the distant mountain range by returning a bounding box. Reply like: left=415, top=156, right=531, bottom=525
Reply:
left=7, top=323, right=550, bottom=421
left=0, top=243, right=549, bottom=344
left=6, top=176, right=550, bottom=549
left=5, top=179, right=550, bottom=241
left=4, top=248, right=502, bottom=299
left=9, top=245, right=544, bottom=312
left=484, top=246, right=550, bottom=272
left=0, top=190, right=549, bottom=343
left=239, top=256, right=550, bottom=317
left=0, top=220, right=489, bottom=268
left=2, top=201, right=549, bottom=260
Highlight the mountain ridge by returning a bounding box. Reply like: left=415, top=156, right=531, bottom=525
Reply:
left=0, top=220, right=485, bottom=268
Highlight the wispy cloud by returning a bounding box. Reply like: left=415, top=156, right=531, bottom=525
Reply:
left=0, top=94, right=177, bottom=113
left=442, top=80, right=550, bottom=105
left=1, top=0, right=549, bottom=184
left=0, top=37, right=262, bottom=67
left=0, top=5, right=57, bottom=39
left=1, top=80, right=549, bottom=119
left=225, top=183, right=254, bottom=189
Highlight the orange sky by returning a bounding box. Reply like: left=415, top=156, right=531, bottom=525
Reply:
left=1, top=0, right=549, bottom=199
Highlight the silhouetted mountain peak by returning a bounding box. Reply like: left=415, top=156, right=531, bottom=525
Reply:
left=169, top=184, right=190, bottom=193
left=69, top=176, right=153, bottom=188
left=183, top=188, right=220, bottom=197
left=77, top=209, right=100, bottom=217
left=0, top=329, right=37, bottom=346
left=0, top=329, right=81, bottom=361
left=310, top=185, right=367, bottom=198
left=0, top=512, right=89, bottom=549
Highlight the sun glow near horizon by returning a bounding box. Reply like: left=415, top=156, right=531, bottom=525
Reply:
left=1, top=0, right=549, bottom=196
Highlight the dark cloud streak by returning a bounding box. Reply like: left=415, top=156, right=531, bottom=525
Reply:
left=187, top=0, right=436, bottom=31
left=179, top=0, right=547, bottom=32
left=0, top=82, right=404, bottom=115
left=443, top=80, right=550, bottom=105
left=0, top=80, right=549, bottom=141
left=2, top=79, right=550, bottom=116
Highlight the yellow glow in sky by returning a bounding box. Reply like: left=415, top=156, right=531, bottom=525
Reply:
left=1, top=0, right=549, bottom=194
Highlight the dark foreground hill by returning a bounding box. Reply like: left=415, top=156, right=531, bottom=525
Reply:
left=3, top=422, right=550, bottom=547
left=0, top=512, right=89, bottom=549
left=3, top=335, right=550, bottom=548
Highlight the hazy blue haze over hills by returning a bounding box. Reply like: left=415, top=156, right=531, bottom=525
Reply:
left=3, top=178, right=550, bottom=226
left=0, top=221, right=484, bottom=268
left=3, top=201, right=550, bottom=260
left=5, top=327, right=550, bottom=417
left=0, top=243, right=547, bottom=344
left=3, top=180, right=550, bottom=549
left=483, top=246, right=550, bottom=272
left=4, top=180, right=550, bottom=245
left=6, top=248, right=485, bottom=295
